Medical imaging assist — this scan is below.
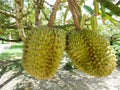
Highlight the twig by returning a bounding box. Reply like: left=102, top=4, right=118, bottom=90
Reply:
left=0, top=9, right=16, bottom=18
left=45, top=1, right=53, bottom=7
left=41, top=9, right=49, bottom=21
left=48, top=0, right=61, bottom=27
left=74, top=0, right=82, bottom=20
left=72, top=0, right=80, bottom=19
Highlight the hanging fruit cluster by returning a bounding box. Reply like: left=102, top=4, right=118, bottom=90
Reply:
left=22, top=0, right=117, bottom=79
left=22, top=27, right=117, bottom=79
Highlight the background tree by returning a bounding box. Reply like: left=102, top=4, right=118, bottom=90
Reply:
left=0, top=0, right=119, bottom=40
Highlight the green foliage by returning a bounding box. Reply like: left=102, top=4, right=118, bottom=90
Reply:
left=113, top=44, right=120, bottom=57
left=83, top=5, right=93, bottom=15
left=98, top=23, right=120, bottom=65
left=0, top=0, right=12, bottom=11
left=63, top=61, right=74, bottom=71
left=0, top=43, right=23, bottom=60
left=0, top=29, right=20, bottom=40
left=0, top=43, right=23, bottom=72
left=113, top=44, right=120, bottom=65
left=98, top=0, right=120, bottom=16
left=0, top=0, right=13, bottom=26
left=98, top=23, right=120, bottom=42
left=100, top=5, right=106, bottom=19
left=6, top=60, right=23, bottom=71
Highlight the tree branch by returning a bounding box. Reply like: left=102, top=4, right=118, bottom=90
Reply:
left=34, top=0, right=41, bottom=27
left=48, top=0, right=61, bottom=27
left=73, top=0, right=82, bottom=21
left=0, top=9, right=16, bottom=18
left=0, top=38, right=22, bottom=42
left=67, top=0, right=81, bottom=31
left=15, top=0, right=26, bottom=41
left=0, top=23, right=35, bottom=30
left=45, top=1, right=53, bottom=7
left=97, top=0, right=120, bottom=16
left=0, top=22, right=17, bottom=29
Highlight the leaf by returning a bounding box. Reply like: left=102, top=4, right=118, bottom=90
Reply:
left=83, top=5, right=93, bottom=15
left=100, top=5, right=117, bottom=24
left=100, top=5, right=106, bottom=19
left=97, top=0, right=120, bottom=16
left=105, top=14, right=117, bottom=24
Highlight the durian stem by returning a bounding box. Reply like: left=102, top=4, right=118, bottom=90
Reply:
left=74, top=0, right=82, bottom=22
left=67, top=0, right=81, bottom=31
left=48, top=0, right=61, bottom=27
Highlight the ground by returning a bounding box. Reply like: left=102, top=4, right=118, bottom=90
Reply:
left=0, top=60, right=120, bottom=90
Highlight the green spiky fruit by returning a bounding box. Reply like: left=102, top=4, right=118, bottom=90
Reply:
left=22, top=26, right=66, bottom=79
left=66, top=30, right=117, bottom=77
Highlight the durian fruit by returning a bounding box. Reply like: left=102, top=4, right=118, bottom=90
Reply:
left=22, top=26, right=66, bottom=79
left=66, top=30, right=117, bottom=77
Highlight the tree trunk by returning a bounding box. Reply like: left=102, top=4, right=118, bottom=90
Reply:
left=34, top=0, right=42, bottom=27
left=35, top=8, right=41, bottom=27
left=15, top=0, right=26, bottom=41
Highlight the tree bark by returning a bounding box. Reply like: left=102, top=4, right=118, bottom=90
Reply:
left=34, top=0, right=45, bottom=27
left=34, top=0, right=41, bottom=27
left=15, top=0, right=26, bottom=41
